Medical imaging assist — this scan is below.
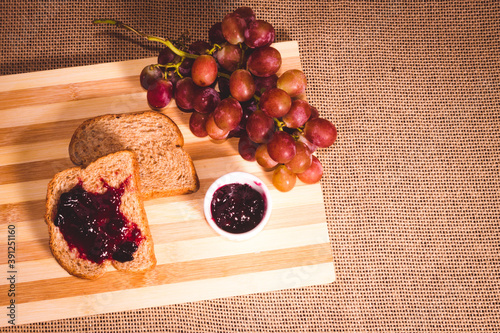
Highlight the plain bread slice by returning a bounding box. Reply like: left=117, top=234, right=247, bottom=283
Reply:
left=68, top=111, right=199, bottom=200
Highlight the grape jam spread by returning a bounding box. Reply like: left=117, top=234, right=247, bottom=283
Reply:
left=54, top=178, right=143, bottom=264
left=210, top=183, right=266, bottom=234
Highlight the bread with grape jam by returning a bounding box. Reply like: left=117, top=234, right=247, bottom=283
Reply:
left=45, top=151, right=156, bottom=279
left=69, top=111, right=200, bottom=200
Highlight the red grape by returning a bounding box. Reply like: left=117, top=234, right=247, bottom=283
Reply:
left=140, top=65, right=163, bottom=90
left=157, top=47, right=177, bottom=65
left=272, top=165, right=296, bottom=192
left=245, top=20, right=275, bottom=48
left=238, top=134, right=259, bottom=161
left=234, top=7, right=255, bottom=25
left=277, top=69, right=307, bottom=97
left=147, top=79, right=173, bottom=110
left=229, top=98, right=258, bottom=138
left=215, top=43, right=243, bottom=72
left=221, top=12, right=247, bottom=45
left=246, top=46, right=282, bottom=77
left=166, top=70, right=181, bottom=87
left=241, top=97, right=258, bottom=115
left=294, top=130, right=318, bottom=153
left=255, top=143, right=278, bottom=169
left=193, top=87, right=220, bottom=114
left=282, top=99, right=312, bottom=128
left=191, top=55, right=218, bottom=87
left=267, top=131, right=296, bottom=164
left=309, top=105, right=319, bottom=120
left=189, top=40, right=211, bottom=55
left=285, top=141, right=312, bottom=173
left=217, top=76, right=231, bottom=99
left=246, top=109, right=275, bottom=143
left=229, top=69, right=256, bottom=102
left=178, top=56, right=194, bottom=77
left=213, top=97, right=243, bottom=131
left=259, top=88, right=292, bottom=118
left=175, top=77, right=199, bottom=110
left=254, top=74, right=278, bottom=96
left=303, top=117, right=337, bottom=148
left=297, top=155, right=323, bottom=184
left=209, top=22, right=226, bottom=44
left=189, top=112, right=209, bottom=137
left=206, top=112, right=229, bottom=140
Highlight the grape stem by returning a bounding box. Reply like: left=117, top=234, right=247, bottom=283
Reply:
left=237, top=43, right=249, bottom=69
left=208, top=44, right=222, bottom=55
left=156, top=61, right=185, bottom=78
left=93, top=19, right=198, bottom=59
left=217, top=72, right=231, bottom=80
left=273, top=118, right=306, bottom=137
left=274, top=118, right=286, bottom=131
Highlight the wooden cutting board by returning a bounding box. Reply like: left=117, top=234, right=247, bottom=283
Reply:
left=0, top=41, right=335, bottom=327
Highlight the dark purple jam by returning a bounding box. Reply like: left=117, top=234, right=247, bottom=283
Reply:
left=54, top=178, right=143, bottom=264
left=210, top=183, right=266, bottom=234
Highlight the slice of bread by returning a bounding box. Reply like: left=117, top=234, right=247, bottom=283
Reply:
left=45, top=151, right=156, bottom=279
left=68, top=111, right=200, bottom=200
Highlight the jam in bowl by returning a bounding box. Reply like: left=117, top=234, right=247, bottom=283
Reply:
left=204, top=172, right=272, bottom=241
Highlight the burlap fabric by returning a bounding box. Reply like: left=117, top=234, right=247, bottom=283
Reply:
left=1, top=0, right=499, bottom=331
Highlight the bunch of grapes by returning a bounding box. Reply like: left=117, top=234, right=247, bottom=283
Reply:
left=94, top=7, right=337, bottom=192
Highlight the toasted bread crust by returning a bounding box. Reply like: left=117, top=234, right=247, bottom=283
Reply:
left=68, top=111, right=199, bottom=200
left=45, top=151, right=156, bottom=279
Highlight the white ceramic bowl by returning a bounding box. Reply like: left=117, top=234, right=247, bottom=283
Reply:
left=204, top=172, right=272, bottom=241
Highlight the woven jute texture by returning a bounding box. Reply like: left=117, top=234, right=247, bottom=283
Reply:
left=1, top=0, right=499, bottom=331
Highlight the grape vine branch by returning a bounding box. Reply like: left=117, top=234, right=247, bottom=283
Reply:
left=93, top=19, right=198, bottom=60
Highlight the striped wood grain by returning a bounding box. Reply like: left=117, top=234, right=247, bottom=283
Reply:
left=0, top=41, right=335, bottom=326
